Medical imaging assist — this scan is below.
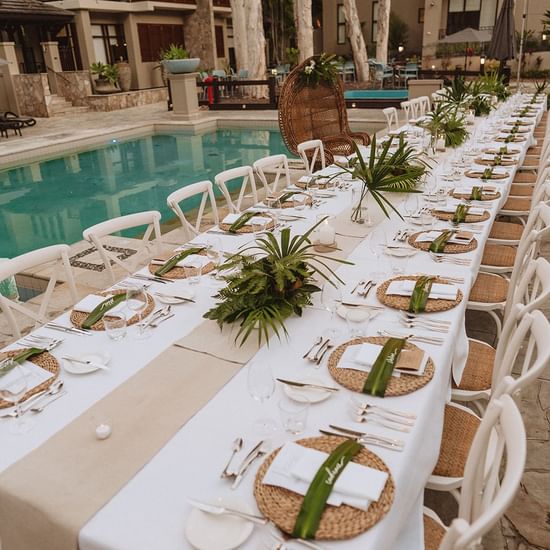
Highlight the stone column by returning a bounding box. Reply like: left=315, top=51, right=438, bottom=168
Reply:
left=123, top=14, right=142, bottom=90
left=168, top=73, right=200, bottom=121
left=0, top=42, right=20, bottom=75
left=74, top=10, right=95, bottom=70
left=41, top=41, right=63, bottom=93
left=183, top=0, right=216, bottom=69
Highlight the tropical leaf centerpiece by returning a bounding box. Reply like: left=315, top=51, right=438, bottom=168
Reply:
left=418, top=103, right=468, bottom=148
left=297, top=53, right=340, bottom=88
left=335, top=136, right=427, bottom=223
left=203, top=220, right=351, bottom=346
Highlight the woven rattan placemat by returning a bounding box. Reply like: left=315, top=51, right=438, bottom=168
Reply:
left=376, top=275, right=463, bottom=313
left=431, top=209, right=490, bottom=223
left=463, top=170, right=509, bottom=180
left=407, top=231, right=478, bottom=254
left=148, top=250, right=214, bottom=279
left=474, top=157, right=516, bottom=166
left=327, top=336, right=434, bottom=396
left=451, top=190, right=501, bottom=201
left=70, top=290, right=155, bottom=330
left=0, top=349, right=59, bottom=408
left=296, top=180, right=332, bottom=190
left=219, top=213, right=276, bottom=233
left=254, top=435, right=395, bottom=540
left=495, top=136, right=526, bottom=143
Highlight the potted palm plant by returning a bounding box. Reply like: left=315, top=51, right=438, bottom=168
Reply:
left=336, top=137, right=427, bottom=224
left=160, top=44, right=200, bottom=74
left=90, top=62, right=120, bottom=94
left=204, top=221, right=350, bottom=347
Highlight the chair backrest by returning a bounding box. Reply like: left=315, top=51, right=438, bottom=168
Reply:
left=253, top=154, right=291, bottom=193
left=82, top=211, right=162, bottom=284
left=297, top=139, right=326, bottom=175
left=0, top=244, right=77, bottom=338
left=278, top=55, right=358, bottom=160
left=400, top=100, right=414, bottom=122
left=382, top=107, right=399, bottom=133
left=214, top=165, right=258, bottom=214
left=166, top=180, right=219, bottom=242
left=492, top=308, right=550, bottom=399
left=417, top=96, right=431, bottom=116
left=212, top=69, right=226, bottom=78
left=440, top=395, right=526, bottom=549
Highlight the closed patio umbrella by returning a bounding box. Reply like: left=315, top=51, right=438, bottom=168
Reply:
left=487, top=0, right=516, bottom=68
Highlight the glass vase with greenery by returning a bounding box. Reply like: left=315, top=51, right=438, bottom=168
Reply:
left=419, top=103, right=468, bottom=149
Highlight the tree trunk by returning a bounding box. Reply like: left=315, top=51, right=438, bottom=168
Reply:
left=246, top=0, right=267, bottom=98
left=376, top=0, right=391, bottom=64
left=230, top=0, right=248, bottom=72
left=294, top=0, right=314, bottom=62
left=343, top=0, right=369, bottom=81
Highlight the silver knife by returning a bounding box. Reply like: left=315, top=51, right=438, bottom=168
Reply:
left=231, top=440, right=266, bottom=489
left=276, top=378, right=339, bottom=392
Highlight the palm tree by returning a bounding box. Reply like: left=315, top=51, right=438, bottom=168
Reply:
left=343, top=0, right=370, bottom=81
left=294, top=0, right=314, bottom=62
left=376, top=0, right=391, bottom=64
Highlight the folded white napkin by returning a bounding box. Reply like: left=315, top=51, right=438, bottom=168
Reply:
left=338, top=343, right=428, bottom=377
left=222, top=213, right=269, bottom=227
left=434, top=205, right=485, bottom=215
left=262, top=442, right=388, bottom=511
left=0, top=360, right=54, bottom=396
left=290, top=193, right=308, bottom=204
left=298, top=176, right=314, bottom=184
left=454, top=186, right=497, bottom=194
left=415, top=230, right=474, bottom=245
left=73, top=294, right=126, bottom=315
left=150, top=254, right=210, bottom=269
left=386, top=279, right=458, bottom=300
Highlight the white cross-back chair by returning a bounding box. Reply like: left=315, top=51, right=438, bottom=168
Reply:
left=253, top=154, right=291, bottom=194
left=400, top=100, right=419, bottom=124
left=214, top=166, right=258, bottom=214
left=382, top=107, right=399, bottom=133
left=0, top=244, right=77, bottom=338
left=82, top=211, right=162, bottom=284
left=429, top=309, right=549, bottom=497
left=417, top=95, right=431, bottom=116
left=166, top=181, right=219, bottom=243
left=297, top=139, right=326, bottom=175
left=424, top=394, right=526, bottom=550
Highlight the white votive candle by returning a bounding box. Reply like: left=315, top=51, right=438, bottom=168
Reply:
left=319, top=222, right=335, bottom=245
left=95, top=423, right=112, bottom=440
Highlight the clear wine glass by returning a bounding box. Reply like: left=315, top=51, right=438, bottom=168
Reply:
left=125, top=284, right=148, bottom=339
left=404, top=194, right=419, bottom=220
left=320, top=282, right=343, bottom=340
left=247, top=361, right=277, bottom=435
left=206, top=237, right=223, bottom=273
left=0, top=361, right=33, bottom=434
left=368, top=227, right=388, bottom=281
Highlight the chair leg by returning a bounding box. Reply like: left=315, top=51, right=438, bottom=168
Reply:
left=488, top=310, right=502, bottom=340
left=450, top=488, right=461, bottom=503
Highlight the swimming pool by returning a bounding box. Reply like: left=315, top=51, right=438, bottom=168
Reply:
left=0, top=128, right=289, bottom=258
left=344, top=90, right=409, bottom=100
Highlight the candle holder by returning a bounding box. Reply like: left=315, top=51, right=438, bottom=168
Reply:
left=312, top=215, right=338, bottom=252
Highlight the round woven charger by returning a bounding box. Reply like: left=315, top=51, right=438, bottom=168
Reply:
left=327, top=336, right=434, bottom=396
left=463, top=170, right=508, bottom=181
left=70, top=289, right=155, bottom=331
left=376, top=275, right=463, bottom=313
left=431, top=209, right=490, bottom=223
left=495, top=136, right=526, bottom=143
left=474, top=157, right=516, bottom=166
left=219, top=213, right=275, bottom=233
left=482, top=148, right=520, bottom=155
left=407, top=231, right=478, bottom=254
left=451, top=189, right=501, bottom=201
left=505, top=121, right=531, bottom=126
left=0, top=349, right=59, bottom=408
left=296, top=180, right=332, bottom=190
left=148, top=250, right=214, bottom=279
left=254, top=435, right=395, bottom=540
left=281, top=194, right=313, bottom=209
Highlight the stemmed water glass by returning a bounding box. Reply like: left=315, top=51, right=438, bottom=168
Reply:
left=368, top=227, right=388, bottom=281
left=0, top=361, right=33, bottom=434
left=320, top=282, right=343, bottom=340
left=247, top=361, right=277, bottom=435
left=125, top=284, right=148, bottom=338
left=206, top=238, right=223, bottom=274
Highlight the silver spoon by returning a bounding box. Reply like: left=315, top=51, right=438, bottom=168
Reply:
left=221, top=437, right=243, bottom=478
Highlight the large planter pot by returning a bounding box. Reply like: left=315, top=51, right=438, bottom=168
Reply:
left=116, top=62, right=131, bottom=92
left=94, top=77, right=119, bottom=94
left=162, top=58, right=200, bottom=74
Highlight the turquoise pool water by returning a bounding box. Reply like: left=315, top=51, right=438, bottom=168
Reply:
left=344, top=90, right=408, bottom=100
left=0, top=129, right=289, bottom=258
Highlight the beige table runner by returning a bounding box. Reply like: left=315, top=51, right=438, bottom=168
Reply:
left=0, top=335, right=258, bottom=550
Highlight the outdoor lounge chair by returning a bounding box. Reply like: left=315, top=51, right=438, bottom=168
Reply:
left=0, top=119, right=23, bottom=138
left=278, top=55, right=370, bottom=168
left=0, top=111, right=36, bottom=127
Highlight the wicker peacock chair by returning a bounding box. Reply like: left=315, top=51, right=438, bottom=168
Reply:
left=278, top=55, right=370, bottom=167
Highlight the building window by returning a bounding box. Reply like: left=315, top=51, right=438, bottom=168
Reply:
left=91, top=24, right=127, bottom=64
left=56, top=24, right=82, bottom=71
left=446, top=0, right=496, bottom=35
left=418, top=7, right=425, bottom=23
left=137, top=24, right=185, bottom=63
left=337, top=4, right=346, bottom=45
left=215, top=25, right=225, bottom=58
left=372, top=0, right=378, bottom=43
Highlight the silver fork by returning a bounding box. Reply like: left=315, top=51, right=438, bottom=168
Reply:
left=357, top=281, right=375, bottom=297
left=378, top=329, right=444, bottom=346
left=401, top=312, right=451, bottom=326
left=354, top=401, right=417, bottom=420
left=399, top=319, right=449, bottom=333
left=353, top=413, right=412, bottom=432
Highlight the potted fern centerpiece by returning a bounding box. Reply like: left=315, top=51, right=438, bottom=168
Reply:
left=419, top=103, right=468, bottom=150
left=336, top=136, right=427, bottom=224
left=204, top=221, right=350, bottom=347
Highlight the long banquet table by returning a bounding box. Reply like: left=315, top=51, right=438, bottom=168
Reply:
left=0, top=93, right=546, bottom=550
